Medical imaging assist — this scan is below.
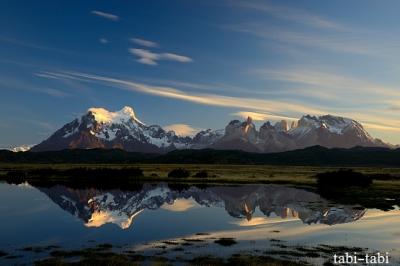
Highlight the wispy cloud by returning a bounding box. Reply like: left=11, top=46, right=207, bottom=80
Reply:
left=129, top=48, right=193, bottom=65
left=251, top=67, right=400, bottom=131
left=38, top=71, right=324, bottom=115
left=37, top=71, right=400, bottom=137
left=164, top=124, right=200, bottom=137
left=162, top=53, right=193, bottom=63
left=0, top=36, right=74, bottom=55
left=36, top=87, right=69, bottom=98
left=232, top=111, right=297, bottom=122
left=131, top=38, right=159, bottom=48
left=223, top=1, right=395, bottom=58
left=253, top=68, right=400, bottom=100
left=226, top=23, right=378, bottom=56
left=99, top=38, right=108, bottom=44
left=233, top=1, right=346, bottom=31
left=91, top=10, right=119, bottom=21
left=0, top=75, right=69, bottom=98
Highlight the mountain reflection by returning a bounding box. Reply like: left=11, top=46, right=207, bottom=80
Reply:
left=36, top=183, right=365, bottom=229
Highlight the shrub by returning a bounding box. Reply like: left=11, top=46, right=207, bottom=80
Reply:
left=168, top=168, right=190, bottom=178
left=316, top=169, right=372, bottom=189
left=193, top=170, right=208, bottom=178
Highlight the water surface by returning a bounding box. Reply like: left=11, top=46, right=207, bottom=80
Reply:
left=0, top=181, right=399, bottom=265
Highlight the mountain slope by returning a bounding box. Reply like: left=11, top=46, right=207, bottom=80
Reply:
left=30, top=106, right=390, bottom=153
left=31, top=106, right=193, bottom=153
left=212, top=114, right=389, bottom=153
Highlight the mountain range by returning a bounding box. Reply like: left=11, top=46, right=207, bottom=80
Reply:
left=36, top=183, right=365, bottom=229
left=30, top=106, right=389, bottom=153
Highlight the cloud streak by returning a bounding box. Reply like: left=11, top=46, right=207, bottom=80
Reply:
left=129, top=48, right=193, bottom=65
left=233, top=1, right=346, bottom=31
left=0, top=75, right=69, bottom=98
left=37, top=71, right=400, bottom=138
left=91, top=10, right=119, bottom=21
left=99, top=38, right=108, bottom=44
left=253, top=68, right=400, bottom=101
left=0, top=36, right=75, bottom=55
left=38, top=70, right=324, bottom=115
left=131, top=38, right=159, bottom=48
left=232, top=111, right=297, bottom=122
left=227, top=23, right=378, bottom=56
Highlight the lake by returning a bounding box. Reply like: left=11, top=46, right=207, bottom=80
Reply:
left=0, top=181, right=399, bottom=265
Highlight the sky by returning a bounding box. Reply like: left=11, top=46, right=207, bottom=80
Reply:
left=1, top=0, right=400, bottom=146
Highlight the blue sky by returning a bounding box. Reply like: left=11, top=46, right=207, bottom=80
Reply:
left=1, top=0, right=400, bottom=146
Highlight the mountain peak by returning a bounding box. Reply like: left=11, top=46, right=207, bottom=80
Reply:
left=30, top=107, right=390, bottom=153
left=246, top=116, right=253, bottom=124
left=121, top=105, right=135, bottom=115
left=87, top=106, right=144, bottom=125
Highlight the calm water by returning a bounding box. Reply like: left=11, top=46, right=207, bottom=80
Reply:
left=0, top=181, right=399, bottom=265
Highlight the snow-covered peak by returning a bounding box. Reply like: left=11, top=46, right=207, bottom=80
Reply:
left=274, top=120, right=290, bottom=132
left=5, top=144, right=34, bottom=152
left=296, top=114, right=357, bottom=135
left=298, top=115, right=320, bottom=128
left=88, top=106, right=144, bottom=126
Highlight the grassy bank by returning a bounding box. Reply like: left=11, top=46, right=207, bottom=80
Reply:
left=1, top=163, right=400, bottom=185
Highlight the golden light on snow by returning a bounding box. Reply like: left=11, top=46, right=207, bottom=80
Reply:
left=163, top=124, right=199, bottom=137
left=161, top=198, right=198, bottom=212
left=85, top=209, right=143, bottom=229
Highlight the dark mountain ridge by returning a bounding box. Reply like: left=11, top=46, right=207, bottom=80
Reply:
left=2, top=146, right=400, bottom=166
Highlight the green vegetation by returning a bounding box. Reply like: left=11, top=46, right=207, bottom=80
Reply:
left=3, top=167, right=144, bottom=189
left=2, top=146, right=400, bottom=166
left=2, top=163, right=400, bottom=186
left=6, top=167, right=143, bottom=180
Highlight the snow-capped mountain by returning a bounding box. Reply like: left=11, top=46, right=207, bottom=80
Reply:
left=31, top=106, right=390, bottom=153
left=288, top=115, right=385, bottom=149
left=4, top=144, right=35, bottom=152
left=37, top=183, right=366, bottom=229
left=31, top=106, right=197, bottom=152
left=212, top=114, right=389, bottom=153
